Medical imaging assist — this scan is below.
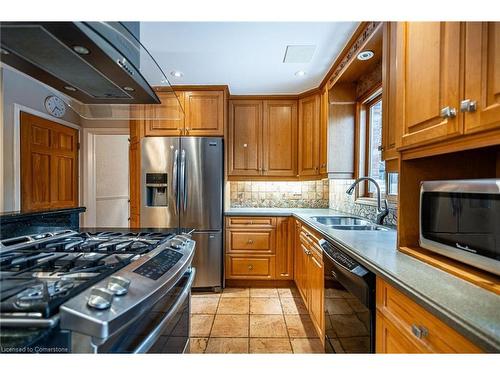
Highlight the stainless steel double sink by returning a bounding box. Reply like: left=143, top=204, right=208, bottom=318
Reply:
left=310, top=215, right=388, bottom=231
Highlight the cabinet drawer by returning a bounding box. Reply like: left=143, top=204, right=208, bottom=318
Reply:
left=376, top=278, right=481, bottom=353
left=226, top=216, right=276, bottom=228
left=226, top=255, right=275, bottom=279
left=227, top=230, right=275, bottom=253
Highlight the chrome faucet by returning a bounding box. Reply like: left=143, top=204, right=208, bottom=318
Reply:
left=345, top=177, right=389, bottom=225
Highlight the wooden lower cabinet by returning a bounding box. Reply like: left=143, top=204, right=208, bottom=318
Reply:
left=293, top=220, right=325, bottom=342
left=376, top=278, right=482, bottom=353
left=225, top=216, right=290, bottom=280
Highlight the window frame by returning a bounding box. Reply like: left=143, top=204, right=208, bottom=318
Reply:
left=363, top=94, right=383, bottom=198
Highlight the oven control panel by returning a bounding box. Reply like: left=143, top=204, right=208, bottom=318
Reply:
left=133, top=249, right=183, bottom=280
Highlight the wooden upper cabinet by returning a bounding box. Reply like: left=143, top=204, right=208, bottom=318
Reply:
left=463, top=22, right=500, bottom=134
left=397, top=22, right=463, bottom=148
left=184, top=91, right=224, bottom=136
left=228, top=100, right=262, bottom=176
left=298, top=94, right=321, bottom=176
left=319, top=87, right=329, bottom=174
left=144, top=91, right=185, bottom=136
left=20, top=112, right=78, bottom=212
left=262, top=100, right=298, bottom=177
left=381, top=22, right=399, bottom=161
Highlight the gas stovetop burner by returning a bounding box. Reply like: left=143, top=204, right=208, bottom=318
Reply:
left=0, top=230, right=176, bottom=317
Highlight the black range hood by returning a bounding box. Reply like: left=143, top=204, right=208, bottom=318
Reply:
left=0, top=22, right=161, bottom=105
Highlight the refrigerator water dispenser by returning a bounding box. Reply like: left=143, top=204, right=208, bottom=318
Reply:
left=146, top=173, right=168, bottom=206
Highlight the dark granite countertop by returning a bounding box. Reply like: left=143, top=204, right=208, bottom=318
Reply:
left=0, top=207, right=86, bottom=221
left=225, top=207, right=500, bottom=352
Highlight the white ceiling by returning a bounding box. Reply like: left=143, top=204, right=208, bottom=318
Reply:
left=140, top=22, right=359, bottom=95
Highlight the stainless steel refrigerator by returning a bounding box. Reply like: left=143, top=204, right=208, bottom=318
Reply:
left=141, top=137, right=223, bottom=290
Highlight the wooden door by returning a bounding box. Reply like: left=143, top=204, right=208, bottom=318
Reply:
left=184, top=91, right=224, bottom=136
left=228, top=100, right=263, bottom=176
left=144, top=91, right=185, bottom=136
left=381, top=22, right=399, bottom=161
left=262, top=100, right=298, bottom=177
left=275, top=217, right=294, bottom=279
left=308, top=250, right=324, bottom=341
left=464, top=22, right=500, bottom=134
left=20, top=112, right=78, bottom=211
left=298, top=94, right=320, bottom=176
left=397, top=22, right=463, bottom=148
left=319, top=87, right=329, bottom=174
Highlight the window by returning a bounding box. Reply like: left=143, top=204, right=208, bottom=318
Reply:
left=365, top=95, right=385, bottom=196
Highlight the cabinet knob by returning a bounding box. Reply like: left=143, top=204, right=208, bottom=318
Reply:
left=440, top=106, right=457, bottom=119
left=411, top=324, right=429, bottom=339
left=460, top=99, right=477, bottom=113
left=243, top=143, right=248, bottom=148
left=248, top=264, right=253, bottom=271
left=247, top=239, right=254, bottom=244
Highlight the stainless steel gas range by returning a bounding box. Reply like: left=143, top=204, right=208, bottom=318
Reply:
left=0, top=230, right=195, bottom=353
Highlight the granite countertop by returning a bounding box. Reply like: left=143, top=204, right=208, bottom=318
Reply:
left=0, top=207, right=86, bottom=221
left=225, top=207, right=500, bottom=352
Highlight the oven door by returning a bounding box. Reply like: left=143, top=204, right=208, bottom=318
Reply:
left=96, top=268, right=195, bottom=353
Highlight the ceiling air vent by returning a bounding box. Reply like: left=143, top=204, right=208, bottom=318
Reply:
left=283, top=45, right=316, bottom=63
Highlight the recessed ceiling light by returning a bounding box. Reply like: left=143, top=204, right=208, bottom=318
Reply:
left=357, top=50, right=374, bottom=61
left=295, top=70, right=307, bottom=77
left=123, top=86, right=135, bottom=92
left=170, top=71, right=184, bottom=78
left=72, top=45, right=90, bottom=55
left=64, top=86, right=77, bottom=92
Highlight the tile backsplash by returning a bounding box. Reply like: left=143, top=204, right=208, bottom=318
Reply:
left=229, top=180, right=329, bottom=208
left=329, top=179, right=397, bottom=227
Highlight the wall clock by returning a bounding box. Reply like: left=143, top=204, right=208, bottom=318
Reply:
left=44, top=95, right=66, bottom=118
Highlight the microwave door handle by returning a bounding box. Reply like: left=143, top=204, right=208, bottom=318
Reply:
left=133, top=268, right=196, bottom=354
left=172, top=149, right=179, bottom=214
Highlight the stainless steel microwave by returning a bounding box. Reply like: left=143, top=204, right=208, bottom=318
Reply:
left=419, top=179, right=500, bottom=276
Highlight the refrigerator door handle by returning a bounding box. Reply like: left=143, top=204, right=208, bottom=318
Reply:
left=172, top=149, right=179, bottom=214
left=180, top=149, right=186, bottom=212
left=183, top=151, right=188, bottom=211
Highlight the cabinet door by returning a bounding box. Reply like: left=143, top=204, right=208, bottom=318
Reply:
left=381, top=22, right=399, bottom=161
left=308, top=250, right=324, bottom=341
left=397, top=22, right=463, bottom=148
left=228, top=100, right=263, bottom=176
left=144, top=91, right=184, bottom=136
left=275, top=217, right=294, bottom=279
left=464, top=22, right=500, bottom=134
left=376, top=312, right=422, bottom=353
left=294, top=221, right=306, bottom=301
left=319, top=87, right=329, bottom=174
left=298, top=94, right=321, bottom=176
left=184, top=91, right=224, bottom=136
left=262, top=100, right=298, bottom=177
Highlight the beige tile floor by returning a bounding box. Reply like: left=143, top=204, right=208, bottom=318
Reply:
left=189, top=287, right=324, bottom=354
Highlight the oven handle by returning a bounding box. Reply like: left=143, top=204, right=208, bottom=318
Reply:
left=133, top=268, right=196, bottom=354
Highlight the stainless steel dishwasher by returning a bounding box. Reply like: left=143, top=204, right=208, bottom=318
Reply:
left=319, top=239, right=375, bottom=353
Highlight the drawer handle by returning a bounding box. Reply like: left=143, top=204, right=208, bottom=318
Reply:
left=247, top=239, right=254, bottom=245
left=411, top=324, right=429, bottom=339
left=248, top=264, right=253, bottom=271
